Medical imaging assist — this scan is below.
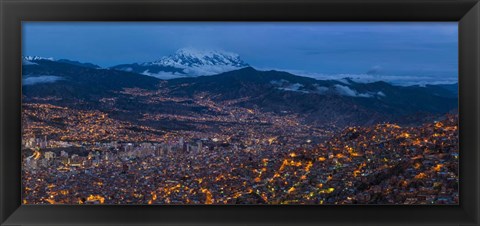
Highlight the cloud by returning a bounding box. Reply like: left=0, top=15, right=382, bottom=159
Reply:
left=182, top=65, right=247, bottom=76
left=337, top=78, right=351, bottom=85
left=22, top=75, right=64, bottom=85
left=314, top=84, right=329, bottom=94
left=377, top=91, right=386, bottom=97
left=141, top=70, right=182, bottom=79
left=258, top=67, right=457, bottom=86
left=334, top=84, right=356, bottom=96
left=366, top=65, right=383, bottom=75
left=270, top=80, right=307, bottom=93
left=270, top=79, right=289, bottom=86
left=334, top=84, right=373, bottom=98
left=22, top=59, right=38, bottom=65
left=279, top=83, right=305, bottom=92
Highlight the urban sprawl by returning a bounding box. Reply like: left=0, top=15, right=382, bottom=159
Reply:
left=22, top=102, right=459, bottom=205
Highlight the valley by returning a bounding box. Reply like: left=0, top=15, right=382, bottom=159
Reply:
left=21, top=52, right=459, bottom=205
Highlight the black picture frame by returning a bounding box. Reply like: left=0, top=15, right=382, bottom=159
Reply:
left=1, top=0, right=479, bottom=225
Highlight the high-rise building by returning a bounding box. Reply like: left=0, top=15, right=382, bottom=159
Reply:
left=179, top=137, right=184, bottom=147
left=197, top=141, right=203, bottom=152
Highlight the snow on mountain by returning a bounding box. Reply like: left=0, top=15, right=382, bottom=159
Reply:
left=22, top=59, right=38, bottom=65
left=111, top=48, right=249, bottom=79
left=23, top=56, right=56, bottom=66
left=150, top=48, right=248, bottom=68
left=23, top=56, right=55, bottom=61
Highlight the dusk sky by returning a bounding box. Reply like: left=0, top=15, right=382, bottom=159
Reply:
left=23, top=22, right=458, bottom=85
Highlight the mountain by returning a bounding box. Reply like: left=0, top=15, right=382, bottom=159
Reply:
left=22, top=58, right=161, bottom=101
left=165, top=67, right=458, bottom=126
left=56, top=59, right=101, bottom=69
left=23, top=56, right=55, bottom=61
left=21, top=59, right=458, bottom=129
left=110, top=48, right=249, bottom=79
left=23, top=56, right=102, bottom=69
left=427, top=83, right=458, bottom=96
left=23, top=56, right=53, bottom=66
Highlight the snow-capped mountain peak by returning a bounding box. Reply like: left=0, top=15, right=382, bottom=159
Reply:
left=150, top=48, right=248, bottom=69
left=109, top=48, right=250, bottom=79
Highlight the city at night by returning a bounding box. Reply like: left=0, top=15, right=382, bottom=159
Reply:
left=21, top=22, right=459, bottom=205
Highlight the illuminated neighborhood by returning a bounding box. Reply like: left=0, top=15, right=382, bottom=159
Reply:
left=21, top=22, right=459, bottom=205
left=22, top=98, right=458, bottom=205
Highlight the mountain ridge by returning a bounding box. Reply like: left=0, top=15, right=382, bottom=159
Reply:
left=21, top=59, right=458, bottom=129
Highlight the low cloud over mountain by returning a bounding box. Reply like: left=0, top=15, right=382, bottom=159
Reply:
left=23, top=75, right=64, bottom=86
left=21, top=57, right=458, bottom=128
